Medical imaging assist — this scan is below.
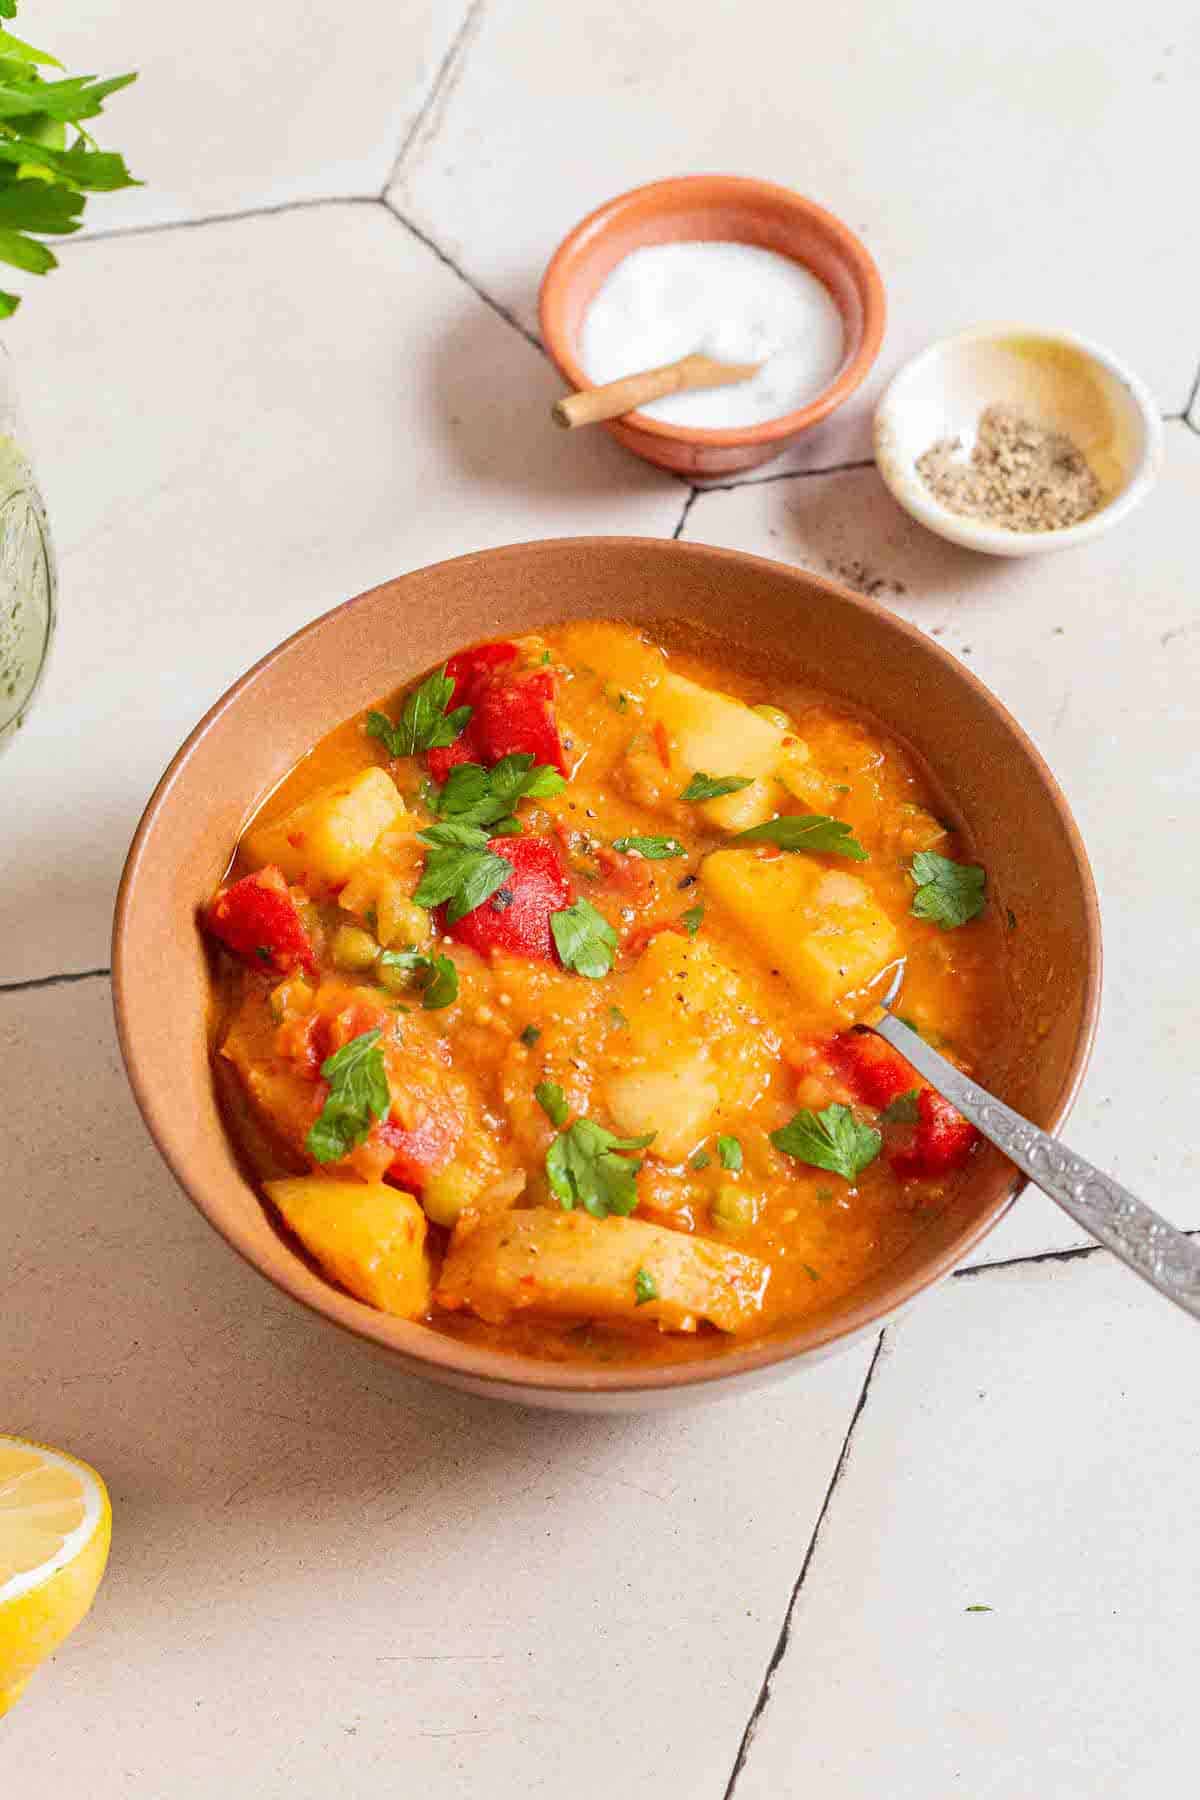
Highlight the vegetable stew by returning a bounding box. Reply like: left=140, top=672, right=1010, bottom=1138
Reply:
left=203, top=622, right=1005, bottom=1365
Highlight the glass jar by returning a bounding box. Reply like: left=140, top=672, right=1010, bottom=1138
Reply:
left=0, top=347, right=56, bottom=752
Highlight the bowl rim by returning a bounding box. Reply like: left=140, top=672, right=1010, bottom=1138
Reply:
left=538, top=173, right=887, bottom=449
left=113, top=536, right=1102, bottom=1399
left=873, top=323, right=1166, bottom=555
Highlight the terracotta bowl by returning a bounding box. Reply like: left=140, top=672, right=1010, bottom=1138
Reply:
left=539, top=175, right=886, bottom=477
left=113, top=539, right=1100, bottom=1413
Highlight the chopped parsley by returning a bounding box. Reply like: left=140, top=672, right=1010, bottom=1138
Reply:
left=634, top=1267, right=658, bottom=1306
left=611, top=834, right=687, bottom=859
left=680, top=772, right=754, bottom=802
left=545, top=1116, right=654, bottom=1219
left=690, top=1149, right=712, bottom=1170
left=909, top=851, right=986, bottom=929
left=965, top=1605, right=994, bottom=1614
left=551, top=897, right=618, bottom=978
left=717, top=1135, right=743, bottom=1172
left=520, top=1024, right=542, bottom=1047
left=880, top=1088, right=921, bottom=1124
left=412, top=822, right=513, bottom=924
left=432, top=752, right=565, bottom=834
left=734, top=813, right=868, bottom=861
left=366, top=664, right=472, bottom=758
left=680, top=902, right=704, bottom=937
left=377, top=948, right=459, bottom=1010
left=771, top=1103, right=881, bottom=1182
left=305, top=1029, right=390, bottom=1164
left=609, top=1004, right=629, bottom=1029
left=534, top=1081, right=569, bottom=1128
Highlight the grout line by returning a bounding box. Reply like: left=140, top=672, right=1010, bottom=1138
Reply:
left=699, top=455, right=877, bottom=496
left=721, top=1329, right=888, bottom=1800
left=69, top=193, right=381, bottom=247
left=1182, top=352, right=1200, bottom=427
left=0, top=966, right=110, bottom=995
left=380, top=197, right=544, bottom=355
left=671, top=487, right=699, bottom=539
left=383, top=0, right=487, bottom=194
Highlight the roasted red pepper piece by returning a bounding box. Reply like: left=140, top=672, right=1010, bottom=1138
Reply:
left=828, top=1029, right=916, bottom=1109
left=204, top=867, right=317, bottom=978
left=426, top=736, right=476, bottom=784
left=441, top=834, right=572, bottom=965
left=443, top=641, right=519, bottom=711
left=426, top=647, right=567, bottom=782
left=889, top=1087, right=979, bottom=1179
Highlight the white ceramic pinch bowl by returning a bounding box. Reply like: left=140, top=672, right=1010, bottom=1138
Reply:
left=873, top=325, right=1163, bottom=557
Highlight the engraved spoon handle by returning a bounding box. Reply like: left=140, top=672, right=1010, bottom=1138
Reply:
left=873, top=1013, right=1200, bottom=1320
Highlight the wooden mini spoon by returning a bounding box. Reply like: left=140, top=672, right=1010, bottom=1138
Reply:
left=873, top=964, right=1200, bottom=1320
left=552, top=352, right=761, bottom=429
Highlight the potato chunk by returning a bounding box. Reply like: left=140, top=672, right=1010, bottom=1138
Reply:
left=264, top=1176, right=432, bottom=1319
left=701, top=849, right=897, bottom=1008
left=243, top=769, right=406, bottom=889
left=652, top=671, right=783, bottom=776
left=606, top=1054, right=719, bottom=1162
left=436, top=1210, right=767, bottom=1333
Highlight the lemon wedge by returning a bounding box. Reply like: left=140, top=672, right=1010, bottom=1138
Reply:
left=0, top=1436, right=111, bottom=1714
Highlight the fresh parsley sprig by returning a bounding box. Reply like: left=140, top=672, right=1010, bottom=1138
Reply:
left=909, top=851, right=986, bottom=929
left=413, top=821, right=513, bottom=923
left=634, top=1267, right=658, bottom=1305
left=734, top=814, right=868, bottom=861
left=367, top=665, right=473, bottom=759
left=305, top=1029, right=390, bottom=1165
left=545, top=1115, right=655, bottom=1219
left=534, top=1080, right=569, bottom=1128
left=680, top=772, right=754, bottom=802
left=551, top=897, right=617, bottom=978
left=378, top=948, right=459, bottom=1010
left=611, top=834, right=686, bottom=859
left=432, top=752, right=565, bottom=833
left=771, top=1103, right=881, bottom=1182
left=0, top=9, right=138, bottom=316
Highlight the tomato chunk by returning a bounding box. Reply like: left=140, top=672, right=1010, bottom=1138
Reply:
left=205, top=867, right=317, bottom=977
left=828, top=1029, right=915, bottom=1109
left=889, top=1087, right=979, bottom=1179
left=379, top=1102, right=462, bottom=1190
left=426, top=648, right=567, bottom=782
left=441, top=835, right=571, bottom=964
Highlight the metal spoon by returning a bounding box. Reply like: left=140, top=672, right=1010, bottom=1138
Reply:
left=871, top=965, right=1200, bottom=1320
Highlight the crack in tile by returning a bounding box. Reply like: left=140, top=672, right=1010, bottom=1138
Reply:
left=380, top=197, right=544, bottom=355
left=69, top=193, right=382, bottom=248
left=385, top=0, right=488, bottom=193
left=672, top=487, right=699, bottom=538
left=1182, top=351, right=1200, bottom=428
left=0, top=966, right=110, bottom=995
left=954, top=1228, right=1199, bottom=1280
left=698, top=455, right=878, bottom=495
left=721, top=1329, right=888, bottom=1800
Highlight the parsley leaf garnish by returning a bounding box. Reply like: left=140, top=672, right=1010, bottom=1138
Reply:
left=366, top=664, right=473, bottom=759
left=413, top=823, right=513, bottom=924
left=535, top=1081, right=569, bottom=1128
left=771, top=1103, right=881, bottom=1181
left=434, top=752, right=565, bottom=833
left=680, top=772, right=754, bottom=802
left=0, top=18, right=137, bottom=317
left=551, top=898, right=618, bottom=978
left=634, top=1267, right=658, bottom=1305
left=690, top=1149, right=712, bottom=1170
left=681, top=903, right=704, bottom=937
left=909, top=851, right=986, bottom=929
left=717, top=1135, right=743, bottom=1172
left=305, top=1029, right=390, bottom=1164
left=520, top=1024, right=541, bottom=1047
left=377, top=948, right=459, bottom=1010
left=880, top=1088, right=920, bottom=1124
left=611, top=834, right=686, bottom=860
left=545, top=1115, right=654, bottom=1219
left=734, top=814, right=868, bottom=861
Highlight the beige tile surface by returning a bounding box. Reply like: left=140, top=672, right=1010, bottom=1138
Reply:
left=397, top=0, right=1199, bottom=474
left=731, top=1253, right=1200, bottom=1800
left=0, top=203, right=680, bottom=983
left=1, top=975, right=876, bottom=1799
left=41, top=0, right=476, bottom=231
left=680, top=425, right=1200, bottom=1262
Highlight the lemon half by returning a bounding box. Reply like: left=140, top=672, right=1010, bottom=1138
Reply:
left=0, top=1436, right=111, bottom=1713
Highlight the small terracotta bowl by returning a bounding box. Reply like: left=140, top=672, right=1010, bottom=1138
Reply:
left=539, top=175, right=886, bottom=477
left=113, top=539, right=1100, bottom=1413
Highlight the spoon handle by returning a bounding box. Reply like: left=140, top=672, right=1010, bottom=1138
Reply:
left=874, top=1014, right=1200, bottom=1321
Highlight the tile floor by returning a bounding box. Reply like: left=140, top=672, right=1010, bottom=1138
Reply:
left=2, top=3, right=1197, bottom=1793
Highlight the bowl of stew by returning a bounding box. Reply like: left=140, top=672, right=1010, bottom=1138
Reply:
left=113, top=538, right=1100, bottom=1410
